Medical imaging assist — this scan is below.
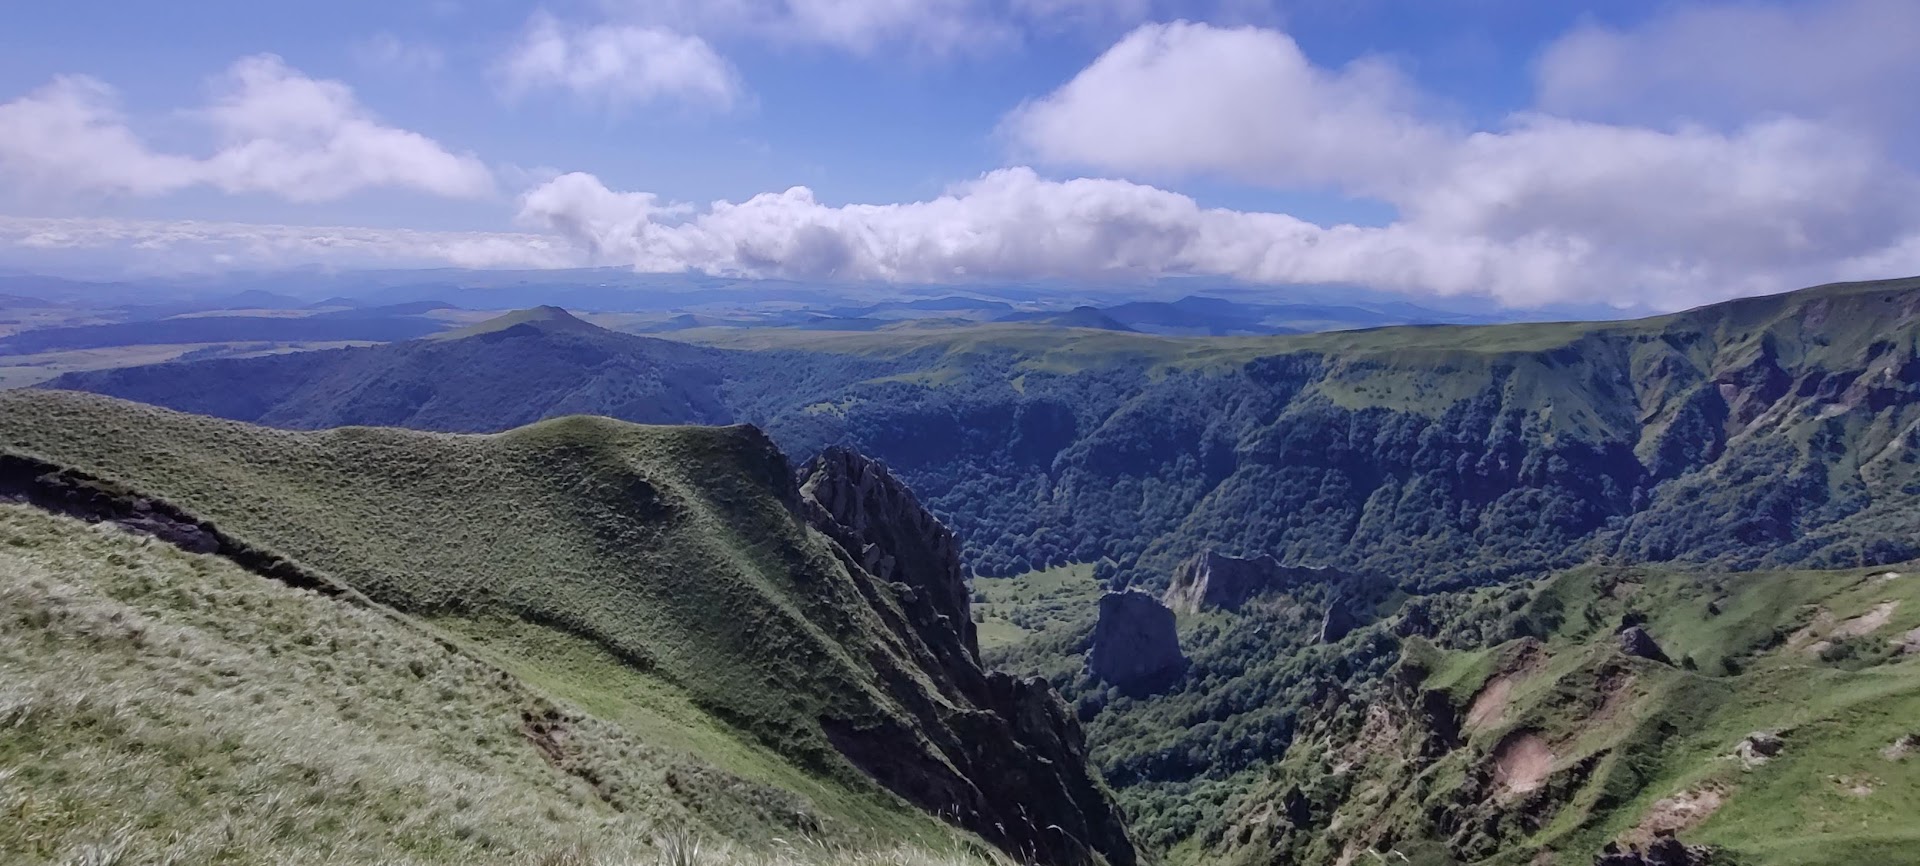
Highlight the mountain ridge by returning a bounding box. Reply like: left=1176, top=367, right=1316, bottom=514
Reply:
left=0, top=388, right=1136, bottom=866
left=40, top=276, right=1920, bottom=592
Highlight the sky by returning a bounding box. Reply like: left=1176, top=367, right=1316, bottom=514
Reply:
left=2, top=0, right=1918, bottom=310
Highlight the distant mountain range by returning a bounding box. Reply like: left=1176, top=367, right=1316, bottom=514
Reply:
left=46, top=276, right=1920, bottom=590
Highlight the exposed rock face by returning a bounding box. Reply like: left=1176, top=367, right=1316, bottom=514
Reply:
left=1595, top=834, right=1715, bottom=866
left=801, top=446, right=977, bottom=670
left=1088, top=591, right=1187, bottom=695
left=798, top=448, right=1136, bottom=866
left=1318, top=596, right=1358, bottom=643
left=0, top=453, right=353, bottom=601
left=1164, top=549, right=1346, bottom=613
left=1619, top=626, right=1673, bottom=664
left=1735, top=732, right=1785, bottom=769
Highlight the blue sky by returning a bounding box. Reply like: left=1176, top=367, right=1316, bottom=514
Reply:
left=2, top=0, right=1918, bottom=309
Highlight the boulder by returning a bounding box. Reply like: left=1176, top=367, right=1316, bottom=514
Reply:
left=1735, top=731, right=1784, bottom=769
left=1618, top=626, right=1673, bottom=664
left=1088, top=591, right=1187, bottom=695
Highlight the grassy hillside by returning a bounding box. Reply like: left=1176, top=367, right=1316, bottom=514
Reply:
left=983, top=555, right=1920, bottom=865
left=0, top=503, right=1010, bottom=865
left=44, top=277, right=1920, bottom=593
left=0, top=389, right=1134, bottom=866
left=1269, top=562, right=1920, bottom=866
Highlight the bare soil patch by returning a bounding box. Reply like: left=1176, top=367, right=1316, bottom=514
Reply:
left=1466, top=641, right=1545, bottom=733
left=1467, top=674, right=1517, bottom=731
left=1788, top=608, right=1836, bottom=651
left=1492, top=732, right=1554, bottom=798
left=1622, top=787, right=1725, bottom=848
left=1834, top=601, right=1900, bottom=637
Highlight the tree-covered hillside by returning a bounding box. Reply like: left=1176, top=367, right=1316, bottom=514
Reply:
left=46, top=277, right=1920, bottom=590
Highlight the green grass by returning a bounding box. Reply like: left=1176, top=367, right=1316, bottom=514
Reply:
left=972, top=550, right=1920, bottom=865
left=1398, top=564, right=1920, bottom=865
left=0, top=389, right=1003, bottom=859
left=971, top=563, right=1101, bottom=650
left=0, top=504, right=1005, bottom=865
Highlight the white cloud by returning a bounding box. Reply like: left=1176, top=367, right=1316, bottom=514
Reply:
left=513, top=166, right=1919, bottom=309
left=1536, top=0, right=1920, bottom=136
left=0, top=215, right=578, bottom=272
left=201, top=55, right=496, bottom=201
left=997, top=20, right=1920, bottom=307
left=1004, top=22, right=1441, bottom=193
left=0, top=76, right=205, bottom=198
left=1406, top=116, right=1913, bottom=267
left=500, top=12, right=741, bottom=109
left=0, top=55, right=493, bottom=203
left=12, top=161, right=1915, bottom=309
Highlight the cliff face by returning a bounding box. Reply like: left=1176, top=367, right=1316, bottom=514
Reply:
left=1163, top=549, right=1348, bottom=613
left=798, top=448, right=1137, bottom=866
left=801, top=447, right=978, bottom=671
left=1087, top=591, right=1187, bottom=696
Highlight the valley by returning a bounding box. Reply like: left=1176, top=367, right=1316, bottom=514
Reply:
left=4, top=275, right=1920, bottom=865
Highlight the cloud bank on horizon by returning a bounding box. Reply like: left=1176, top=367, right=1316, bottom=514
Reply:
left=1, top=0, right=1918, bottom=310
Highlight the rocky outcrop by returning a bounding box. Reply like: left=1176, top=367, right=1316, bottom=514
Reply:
left=1595, top=834, right=1715, bottom=866
left=798, top=448, right=1136, bottom=866
left=801, top=446, right=977, bottom=674
left=1318, top=595, right=1358, bottom=643
left=1735, top=732, right=1784, bottom=769
left=0, top=453, right=355, bottom=602
left=1164, top=549, right=1346, bottom=613
left=1619, top=626, right=1672, bottom=664
left=1089, top=591, right=1187, bottom=695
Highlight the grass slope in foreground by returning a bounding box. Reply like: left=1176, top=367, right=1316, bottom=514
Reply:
left=0, top=389, right=1134, bottom=866
left=0, top=504, right=996, bottom=866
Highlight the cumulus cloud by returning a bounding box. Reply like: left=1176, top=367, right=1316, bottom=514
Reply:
left=0, top=215, right=578, bottom=272
left=1536, top=0, right=1920, bottom=136
left=995, top=20, right=1920, bottom=307
left=0, top=77, right=206, bottom=198
left=513, top=166, right=1916, bottom=308
left=0, top=55, right=493, bottom=203
left=1004, top=22, right=1442, bottom=193
left=499, top=13, right=740, bottom=109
